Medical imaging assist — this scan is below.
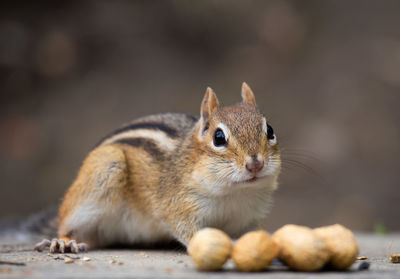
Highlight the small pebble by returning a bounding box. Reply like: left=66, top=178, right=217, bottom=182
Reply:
left=64, top=258, right=74, bottom=264
left=82, top=257, right=92, bottom=262
left=140, top=252, right=149, bottom=258
left=390, top=254, right=400, bottom=263
left=358, top=261, right=370, bottom=270
left=65, top=255, right=80, bottom=260
left=109, top=259, right=124, bottom=265
left=357, top=256, right=368, bottom=260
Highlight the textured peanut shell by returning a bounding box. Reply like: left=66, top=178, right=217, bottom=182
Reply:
left=232, top=230, right=279, bottom=272
left=314, top=224, right=359, bottom=270
left=187, top=228, right=232, bottom=271
left=273, top=225, right=330, bottom=271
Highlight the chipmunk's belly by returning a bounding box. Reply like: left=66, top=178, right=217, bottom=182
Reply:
left=101, top=206, right=174, bottom=245
left=65, top=201, right=173, bottom=246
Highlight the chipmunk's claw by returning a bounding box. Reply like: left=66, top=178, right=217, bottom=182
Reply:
left=77, top=242, right=88, bottom=252
left=34, top=239, right=51, bottom=252
left=34, top=238, right=87, bottom=253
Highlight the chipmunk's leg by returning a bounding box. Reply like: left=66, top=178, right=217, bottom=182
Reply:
left=35, top=145, right=128, bottom=253
left=176, top=227, right=199, bottom=247
left=167, top=216, right=201, bottom=247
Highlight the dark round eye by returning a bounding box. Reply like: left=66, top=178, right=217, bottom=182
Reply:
left=266, top=124, right=275, bottom=140
left=213, top=128, right=227, bottom=147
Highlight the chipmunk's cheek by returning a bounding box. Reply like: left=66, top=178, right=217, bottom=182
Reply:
left=263, top=154, right=281, bottom=176
left=191, top=157, right=232, bottom=194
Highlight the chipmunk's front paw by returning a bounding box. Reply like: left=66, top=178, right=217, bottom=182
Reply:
left=34, top=238, right=88, bottom=253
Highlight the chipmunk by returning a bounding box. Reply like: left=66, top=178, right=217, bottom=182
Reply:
left=34, top=82, right=281, bottom=253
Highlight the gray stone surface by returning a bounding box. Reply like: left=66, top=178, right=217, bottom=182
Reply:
left=0, top=233, right=399, bottom=278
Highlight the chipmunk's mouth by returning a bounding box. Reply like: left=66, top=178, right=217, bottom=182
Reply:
left=244, top=177, right=258, bottom=183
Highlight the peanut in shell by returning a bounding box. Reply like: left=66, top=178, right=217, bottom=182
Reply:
left=272, top=224, right=330, bottom=271
left=314, top=224, right=359, bottom=270
left=187, top=228, right=232, bottom=271
left=232, top=230, right=279, bottom=272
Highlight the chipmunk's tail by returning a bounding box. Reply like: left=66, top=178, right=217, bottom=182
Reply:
left=0, top=206, right=58, bottom=243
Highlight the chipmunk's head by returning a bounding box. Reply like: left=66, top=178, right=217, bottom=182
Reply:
left=194, top=83, right=281, bottom=195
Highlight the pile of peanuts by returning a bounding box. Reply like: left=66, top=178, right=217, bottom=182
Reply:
left=188, top=224, right=359, bottom=272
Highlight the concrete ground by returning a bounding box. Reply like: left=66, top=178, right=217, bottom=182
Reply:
left=0, top=233, right=399, bottom=278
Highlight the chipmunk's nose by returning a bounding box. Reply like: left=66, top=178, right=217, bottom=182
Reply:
left=245, top=156, right=264, bottom=174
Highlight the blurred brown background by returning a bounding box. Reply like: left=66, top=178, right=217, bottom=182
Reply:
left=0, top=1, right=399, bottom=232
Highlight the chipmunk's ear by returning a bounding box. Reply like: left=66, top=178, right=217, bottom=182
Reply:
left=199, top=87, right=219, bottom=135
left=241, top=82, right=256, bottom=106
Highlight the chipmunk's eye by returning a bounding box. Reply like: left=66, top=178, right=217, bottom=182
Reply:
left=213, top=128, right=227, bottom=147
left=266, top=124, right=275, bottom=140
